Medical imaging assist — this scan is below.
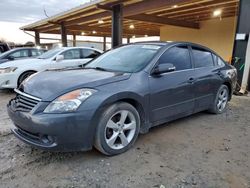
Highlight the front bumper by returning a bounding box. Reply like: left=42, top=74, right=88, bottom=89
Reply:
left=0, top=73, right=17, bottom=89
left=7, top=103, right=98, bottom=152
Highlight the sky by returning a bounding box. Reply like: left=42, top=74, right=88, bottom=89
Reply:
left=0, top=0, right=91, bottom=44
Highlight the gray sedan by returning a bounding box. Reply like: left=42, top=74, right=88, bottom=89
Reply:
left=7, top=42, right=237, bottom=155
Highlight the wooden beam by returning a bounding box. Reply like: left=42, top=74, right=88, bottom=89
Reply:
left=57, top=9, right=99, bottom=22
left=167, top=5, right=238, bottom=18
left=96, top=1, right=129, bottom=11
left=67, top=25, right=159, bottom=36
left=64, top=0, right=189, bottom=26
left=65, top=12, right=110, bottom=26
left=127, top=14, right=200, bottom=29
left=36, top=24, right=60, bottom=32
left=96, top=4, right=112, bottom=11
left=157, top=0, right=238, bottom=16
left=123, top=0, right=189, bottom=17
left=43, top=30, right=141, bottom=38
left=188, top=12, right=238, bottom=22
left=48, top=21, right=61, bottom=25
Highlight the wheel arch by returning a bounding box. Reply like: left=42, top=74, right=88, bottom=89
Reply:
left=117, top=98, right=146, bottom=132
left=222, top=81, right=232, bottom=100
left=17, top=70, right=37, bottom=86
left=95, top=92, right=149, bottom=134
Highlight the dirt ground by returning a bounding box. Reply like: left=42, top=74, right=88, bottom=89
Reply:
left=0, top=89, right=249, bottom=188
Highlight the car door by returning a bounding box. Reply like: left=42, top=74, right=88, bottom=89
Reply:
left=58, top=48, right=82, bottom=68
left=191, top=46, right=218, bottom=112
left=149, top=45, right=195, bottom=123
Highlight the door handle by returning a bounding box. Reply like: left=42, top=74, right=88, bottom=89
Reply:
left=188, top=77, right=195, bottom=83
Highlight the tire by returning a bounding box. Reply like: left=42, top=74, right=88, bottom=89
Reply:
left=209, top=85, right=229, bottom=114
left=94, top=102, right=140, bottom=156
left=18, top=71, right=36, bottom=87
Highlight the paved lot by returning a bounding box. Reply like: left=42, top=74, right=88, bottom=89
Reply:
left=0, top=89, right=250, bottom=188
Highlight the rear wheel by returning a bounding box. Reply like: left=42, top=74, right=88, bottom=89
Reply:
left=209, top=85, right=229, bottom=114
left=18, top=71, right=36, bottom=87
left=95, top=102, right=140, bottom=155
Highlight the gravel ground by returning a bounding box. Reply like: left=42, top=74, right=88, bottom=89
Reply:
left=0, top=89, right=250, bottom=188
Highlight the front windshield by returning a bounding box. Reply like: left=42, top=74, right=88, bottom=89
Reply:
left=0, top=49, right=11, bottom=58
left=85, top=44, right=162, bottom=73
left=37, top=48, right=62, bottom=59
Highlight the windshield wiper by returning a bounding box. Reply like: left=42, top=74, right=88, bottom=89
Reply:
left=84, top=66, right=109, bottom=72
left=95, top=67, right=109, bottom=71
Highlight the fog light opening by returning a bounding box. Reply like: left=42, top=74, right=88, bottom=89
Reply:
left=41, top=135, right=54, bottom=144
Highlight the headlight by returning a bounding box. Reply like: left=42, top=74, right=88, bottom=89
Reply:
left=0, top=67, right=17, bottom=74
left=44, top=89, right=97, bottom=113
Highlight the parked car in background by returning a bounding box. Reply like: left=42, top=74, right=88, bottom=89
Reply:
left=7, top=42, right=237, bottom=155
left=0, top=47, right=102, bottom=89
left=0, top=42, right=10, bottom=54
left=0, top=47, right=46, bottom=64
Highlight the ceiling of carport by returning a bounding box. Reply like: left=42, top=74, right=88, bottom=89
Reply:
left=21, top=0, right=239, bottom=37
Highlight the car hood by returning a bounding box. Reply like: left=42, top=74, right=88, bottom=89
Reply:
left=21, top=68, right=131, bottom=101
left=0, top=58, right=43, bottom=68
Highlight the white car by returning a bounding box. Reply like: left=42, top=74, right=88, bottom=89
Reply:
left=0, top=47, right=102, bottom=89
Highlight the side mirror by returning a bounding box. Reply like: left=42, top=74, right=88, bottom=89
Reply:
left=152, top=63, right=176, bottom=75
left=8, top=56, right=15, bottom=60
left=55, top=55, right=64, bottom=62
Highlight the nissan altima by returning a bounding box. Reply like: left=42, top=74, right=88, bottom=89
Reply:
left=7, top=42, right=237, bottom=155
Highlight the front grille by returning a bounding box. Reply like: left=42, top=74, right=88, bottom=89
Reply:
left=15, top=125, right=54, bottom=146
left=16, top=125, right=40, bottom=142
left=10, top=91, right=41, bottom=112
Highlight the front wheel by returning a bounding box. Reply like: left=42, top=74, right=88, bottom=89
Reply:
left=94, top=102, right=140, bottom=155
left=209, top=85, right=229, bottom=114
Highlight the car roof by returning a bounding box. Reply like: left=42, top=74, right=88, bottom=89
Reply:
left=60, top=46, right=103, bottom=52
left=131, top=41, right=218, bottom=55
left=16, top=47, right=38, bottom=50
left=130, top=41, right=169, bottom=46
left=8, top=47, right=45, bottom=51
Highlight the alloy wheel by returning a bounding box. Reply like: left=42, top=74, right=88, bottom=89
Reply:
left=217, top=88, right=228, bottom=112
left=104, top=110, right=136, bottom=150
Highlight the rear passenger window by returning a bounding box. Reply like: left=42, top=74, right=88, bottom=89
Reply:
left=158, top=46, right=192, bottom=71
left=218, top=57, right=225, bottom=66
left=192, top=47, right=214, bottom=68
left=212, top=54, right=218, bottom=65
left=212, top=54, right=225, bottom=67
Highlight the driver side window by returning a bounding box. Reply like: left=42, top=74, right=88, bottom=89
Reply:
left=158, top=46, right=192, bottom=71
